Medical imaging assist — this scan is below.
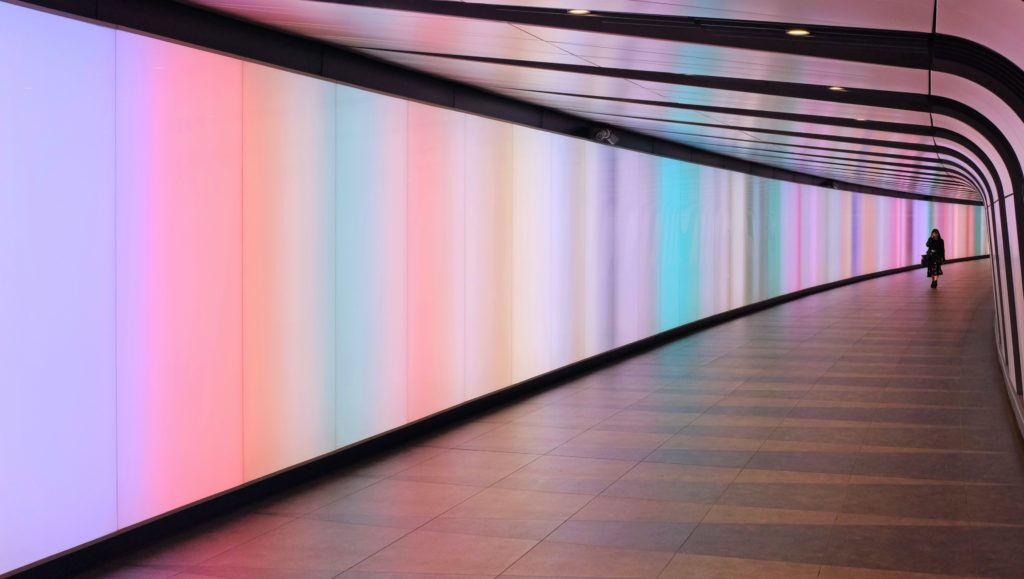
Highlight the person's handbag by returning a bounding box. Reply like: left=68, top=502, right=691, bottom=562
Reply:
left=921, top=253, right=929, bottom=266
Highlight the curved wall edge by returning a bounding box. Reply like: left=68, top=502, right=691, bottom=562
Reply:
left=6, top=255, right=991, bottom=579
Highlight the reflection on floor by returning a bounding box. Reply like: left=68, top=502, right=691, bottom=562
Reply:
left=85, top=260, right=1024, bottom=578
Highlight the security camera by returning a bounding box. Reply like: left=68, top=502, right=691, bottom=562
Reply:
left=589, top=127, right=619, bottom=146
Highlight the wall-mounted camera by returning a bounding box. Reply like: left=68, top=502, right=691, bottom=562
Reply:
left=589, top=127, right=619, bottom=146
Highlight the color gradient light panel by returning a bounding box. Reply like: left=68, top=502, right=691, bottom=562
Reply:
left=580, top=142, right=617, bottom=358
left=0, top=1, right=991, bottom=573
left=114, top=32, right=244, bottom=527
left=0, top=4, right=117, bottom=573
left=464, top=115, right=515, bottom=399
left=406, top=103, right=467, bottom=421
left=335, top=85, right=409, bottom=447
left=242, top=63, right=336, bottom=479
left=614, top=148, right=659, bottom=347
left=655, top=159, right=701, bottom=332
left=512, top=126, right=560, bottom=381
left=548, top=135, right=589, bottom=369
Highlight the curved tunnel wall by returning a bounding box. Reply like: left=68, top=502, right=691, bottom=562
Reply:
left=930, top=0, right=1024, bottom=402
left=0, top=1, right=993, bottom=574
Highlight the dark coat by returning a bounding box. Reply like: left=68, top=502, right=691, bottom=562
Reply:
left=926, top=237, right=945, bottom=277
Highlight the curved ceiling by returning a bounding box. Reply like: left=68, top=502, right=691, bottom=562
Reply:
left=172, top=0, right=1014, bottom=203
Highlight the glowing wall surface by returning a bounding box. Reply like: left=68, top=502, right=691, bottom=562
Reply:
left=0, top=3, right=117, bottom=569
left=0, top=2, right=989, bottom=573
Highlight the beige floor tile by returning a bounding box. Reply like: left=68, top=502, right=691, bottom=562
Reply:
left=441, top=487, right=592, bottom=521
left=620, top=462, right=740, bottom=483
left=703, top=505, right=837, bottom=525
left=571, top=496, right=709, bottom=523
left=393, top=449, right=540, bottom=486
left=354, top=530, right=536, bottom=575
left=310, top=479, right=480, bottom=528
left=504, top=540, right=674, bottom=578
left=494, top=455, right=636, bottom=494
left=658, top=553, right=820, bottom=578
left=202, top=519, right=407, bottom=572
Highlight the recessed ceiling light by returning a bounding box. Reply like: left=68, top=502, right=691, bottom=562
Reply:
left=567, top=9, right=591, bottom=15
left=786, top=28, right=811, bottom=36
left=855, top=117, right=867, bottom=121
left=829, top=86, right=847, bottom=92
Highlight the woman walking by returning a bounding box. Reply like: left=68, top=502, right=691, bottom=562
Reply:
left=926, top=228, right=945, bottom=288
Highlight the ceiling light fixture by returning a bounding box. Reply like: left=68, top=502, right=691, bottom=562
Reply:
left=567, top=9, right=591, bottom=15
left=829, top=86, right=847, bottom=92
left=786, top=28, right=811, bottom=36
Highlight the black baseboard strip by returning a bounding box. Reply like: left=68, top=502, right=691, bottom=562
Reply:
left=7, top=254, right=990, bottom=578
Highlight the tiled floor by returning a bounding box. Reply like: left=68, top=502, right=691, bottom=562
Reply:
left=84, top=260, right=1024, bottom=578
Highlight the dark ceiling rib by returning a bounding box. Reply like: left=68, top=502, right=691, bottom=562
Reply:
left=360, top=48, right=1009, bottom=200
left=759, top=164, right=970, bottom=190
left=703, top=140, right=963, bottom=173
left=583, top=89, right=1007, bottom=200
left=768, top=162, right=972, bottom=190
left=716, top=148, right=973, bottom=184
left=704, top=144, right=975, bottom=178
left=512, top=87, right=982, bottom=189
left=672, top=133, right=991, bottom=197
left=718, top=151, right=976, bottom=188
left=362, top=47, right=932, bottom=110
left=700, top=144, right=986, bottom=195
left=641, top=125, right=995, bottom=200
left=583, top=109, right=987, bottom=177
left=511, top=89, right=927, bottom=134
left=515, top=89, right=911, bottom=130
left=316, top=0, right=933, bottom=67
left=932, top=97, right=1023, bottom=198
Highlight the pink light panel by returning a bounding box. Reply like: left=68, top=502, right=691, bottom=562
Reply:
left=0, top=2, right=990, bottom=573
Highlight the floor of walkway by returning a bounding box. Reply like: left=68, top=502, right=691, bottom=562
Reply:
left=88, top=260, right=1024, bottom=579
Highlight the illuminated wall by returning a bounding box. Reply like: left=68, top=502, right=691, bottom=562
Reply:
left=0, top=2, right=988, bottom=573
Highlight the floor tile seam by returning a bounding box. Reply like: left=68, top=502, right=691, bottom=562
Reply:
left=640, top=399, right=727, bottom=443
left=741, top=346, right=860, bottom=524
left=330, top=456, right=535, bottom=578
left=451, top=437, right=578, bottom=456
left=588, top=408, right=749, bottom=556
left=573, top=398, right=658, bottom=435
left=159, top=513, right=342, bottom=576
left=489, top=453, right=649, bottom=579
left=255, top=474, right=387, bottom=518
left=813, top=429, right=877, bottom=572
left=671, top=411, right=785, bottom=560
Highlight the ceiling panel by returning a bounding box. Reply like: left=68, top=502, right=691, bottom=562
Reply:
left=460, top=0, right=935, bottom=32
left=937, top=0, right=1024, bottom=72
left=634, top=82, right=931, bottom=122
left=357, top=49, right=665, bottom=98
left=514, top=26, right=929, bottom=93
left=699, top=149, right=960, bottom=182
left=178, top=0, right=977, bottom=201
